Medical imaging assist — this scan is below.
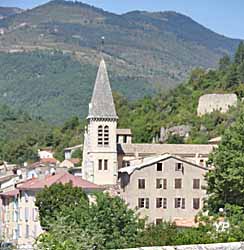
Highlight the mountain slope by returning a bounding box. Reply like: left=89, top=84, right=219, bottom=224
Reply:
left=0, top=0, right=241, bottom=84
left=0, top=7, right=23, bottom=19
left=0, top=0, right=242, bottom=123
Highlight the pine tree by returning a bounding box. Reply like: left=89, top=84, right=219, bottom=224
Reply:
left=225, top=64, right=239, bottom=89
left=207, top=109, right=244, bottom=213
left=219, top=54, right=231, bottom=71
left=235, top=42, right=244, bottom=65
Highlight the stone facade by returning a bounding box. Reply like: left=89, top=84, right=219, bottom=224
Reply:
left=197, top=94, right=237, bottom=116
left=119, top=154, right=207, bottom=223
left=82, top=59, right=119, bottom=185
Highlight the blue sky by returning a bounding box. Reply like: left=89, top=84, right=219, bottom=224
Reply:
left=1, top=0, right=244, bottom=39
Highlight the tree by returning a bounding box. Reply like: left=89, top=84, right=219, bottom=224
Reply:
left=167, top=134, right=185, bottom=144
left=219, top=54, right=231, bottom=71
left=35, top=183, right=88, bottom=230
left=238, top=62, right=244, bottom=83
left=87, top=192, right=143, bottom=249
left=235, top=42, right=244, bottom=65
left=36, top=184, right=143, bottom=250
left=207, top=108, right=244, bottom=213
left=225, top=64, right=239, bottom=89
left=137, top=222, right=177, bottom=247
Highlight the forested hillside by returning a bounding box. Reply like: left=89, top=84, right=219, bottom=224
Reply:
left=0, top=0, right=242, bottom=120
left=116, top=42, right=244, bottom=143
left=0, top=43, right=243, bottom=164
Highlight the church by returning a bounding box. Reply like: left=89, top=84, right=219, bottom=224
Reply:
left=82, top=58, right=215, bottom=186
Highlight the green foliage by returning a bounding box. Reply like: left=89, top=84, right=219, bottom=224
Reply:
left=115, top=42, right=244, bottom=143
left=167, top=134, right=185, bottom=144
left=137, top=222, right=177, bottom=247
left=219, top=54, right=231, bottom=71
left=88, top=192, right=143, bottom=249
left=35, top=183, right=88, bottom=230
left=235, top=41, right=244, bottom=65
left=206, top=107, right=244, bottom=213
left=36, top=184, right=143, bottom=250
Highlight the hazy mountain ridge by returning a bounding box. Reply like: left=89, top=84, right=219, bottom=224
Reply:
left=0, top=7, right=23, bottom=19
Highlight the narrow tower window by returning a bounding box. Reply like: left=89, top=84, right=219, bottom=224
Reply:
left=104, top=126, right=109, bottom=146
left=98, top=125, right=103, bottom=146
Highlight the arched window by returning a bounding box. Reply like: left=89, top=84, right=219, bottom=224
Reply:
left=98, top=125, right=103, bottom=146
left=104, top=126, right=109, bottom=146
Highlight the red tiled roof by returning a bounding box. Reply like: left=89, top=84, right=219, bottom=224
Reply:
left=17, top=172, right=102, bottom=191
left=69, top=158, right=80, bottom=164
left=0, top=189, right=19, bottom=197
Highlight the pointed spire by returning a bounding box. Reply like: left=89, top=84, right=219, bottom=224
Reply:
left=88, top=59, right=118, bottom=119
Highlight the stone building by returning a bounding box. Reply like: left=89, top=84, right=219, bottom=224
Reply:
left=82, top=58, right=215, bottom=186
left=0, top=172, right=102, bottom=247
left=82, top=59, right=119, bottom=185
left=119, top=154, right=207, bottom=224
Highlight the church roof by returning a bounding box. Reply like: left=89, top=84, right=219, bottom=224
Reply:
left=88, top=59, right=118, bottom=119
left=117, top=143, right=215, bottom=157
left=119, top=153, right=208, bottom=176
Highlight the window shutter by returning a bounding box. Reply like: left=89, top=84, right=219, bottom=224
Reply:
left=146, top=198, right=149, bottom=209
left=174, top=198, right=178, bottom=208
left=182, top=198, right=185, bottom=209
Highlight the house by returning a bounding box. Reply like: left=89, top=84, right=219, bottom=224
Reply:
left=38, top=148, right=54, bottom=159
left=64, top=145, right=82, bottom=160
left=60, top=158, right=81, bottom=168
left=82, top=58, right=215, bottom=186
left=118, top=154, right=208, bottom=224
left=116, top=129, right=132, bottom=144
left=0, top=175, right=19, bottom=192
left=0, top=172, right=103, bottom=247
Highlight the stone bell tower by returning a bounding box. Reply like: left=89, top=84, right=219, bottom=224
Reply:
left=82, top=59, right=118, bottom=185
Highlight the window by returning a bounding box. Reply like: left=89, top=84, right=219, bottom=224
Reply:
left=123, top=136, right=127, bottom=143
left=122, top=161, right=130, bottom=167
left=175, top=162, right=183, bottom=172
left=98, top=125, right=103, bottom=146
left=157, top=162, right=163, bottom=171
left=156, top=178, right=162, bottom=189
left=138, top=198, right=149, bottom=209
left=156, top=198, right=163, bottom=208
left=98, top=159, right=108, bottom=171
left=104, top=126, right=109, bottom=146
left=98, top=159, right=103, bottom=170
left=175, top=179, right=182, bottom=189
left=175, top=198, right=185, bottom=209
left=104, top=160, right=108, bottom=170
left=193, top=179, right=200, bottom=189
left=138, top=179, right=145, bottom=189
left=193, top=198, right=200, bottom=209
left=156, top=218, right=163, bottom=225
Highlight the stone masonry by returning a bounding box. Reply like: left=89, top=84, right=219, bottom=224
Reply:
left=197, top=94, right=237, bottom=116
